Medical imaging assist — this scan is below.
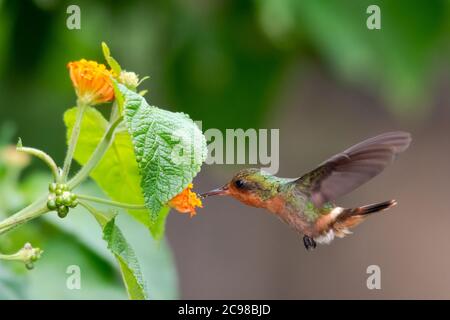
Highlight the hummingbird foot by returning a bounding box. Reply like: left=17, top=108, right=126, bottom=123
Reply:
left=303, top=235, right=316, bottom=251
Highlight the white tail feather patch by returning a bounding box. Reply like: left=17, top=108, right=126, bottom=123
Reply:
left=314, top=230, right=335, bottom=244
left=335, top=228, right=352, bottom=238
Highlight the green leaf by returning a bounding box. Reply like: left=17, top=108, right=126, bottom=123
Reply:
left=85, top=203, right=147, bottom=300
left=64, top=106, right=168, bottom=239
left=102, top=42, right=122, bottom=75
left=119, top=84, right=207, bottom=218
left=103, top=218, right=147, bottom=300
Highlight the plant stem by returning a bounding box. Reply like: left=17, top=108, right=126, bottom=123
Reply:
left=62, top=102, right=88, bottom=180
left=78, top=200, right=115, bottom=226
left=0, top=197, right=49, bottom=235
left=67, top=115, right=123, bottom=189
left=109, top=101, right=119, bottom=122
left=0, top=253, right=21, bottom=260
left=17, top=146, right=61, bottom=182
left=77, top=194, right=146, bottom=210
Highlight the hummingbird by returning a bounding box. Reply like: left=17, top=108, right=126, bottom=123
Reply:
left=201, top=132, right=411, bottom=250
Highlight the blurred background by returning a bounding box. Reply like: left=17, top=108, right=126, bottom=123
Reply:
left=1, top=0, right=450, bottom=299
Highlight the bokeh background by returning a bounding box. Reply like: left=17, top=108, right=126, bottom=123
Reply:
left=1, top=0, right=450, bottom=299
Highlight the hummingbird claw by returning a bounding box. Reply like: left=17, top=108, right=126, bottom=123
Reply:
left=303, top=235, right=316, bottom=251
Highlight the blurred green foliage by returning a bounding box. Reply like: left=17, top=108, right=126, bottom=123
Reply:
left=0, top=0, right=447, bottom=168
left=1, top=0, right=448, bottom=151
left=0, top=0, right=448, bottom=299
left=257, top=0, right=446, bottom=114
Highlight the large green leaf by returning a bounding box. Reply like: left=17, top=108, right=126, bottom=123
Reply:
left=64, top=107, right=168, bottom=239
left=86, top=204, right=147, bottom=300
left=119, top=84, right=207, bottom=218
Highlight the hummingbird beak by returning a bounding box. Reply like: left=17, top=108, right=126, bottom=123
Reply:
left=200, top=185, right=229, bottom=198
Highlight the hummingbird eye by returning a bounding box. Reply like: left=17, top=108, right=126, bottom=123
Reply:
left=234, top=179, right=245, bottom=189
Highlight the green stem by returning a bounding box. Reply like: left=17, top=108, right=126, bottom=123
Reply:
left=17, top=145, right=61, bottom=182
left=67, top=115, right=123, bottom=189
left=0, top=253, right=20, bottom=260
left=62, top=102, right=88, bottom=180
left=78, top=201, right=114, bottom=226
left=109, top=101, right=119, bottom=122
left=0, top=197, right=49, bottom=235
left=77, top=194, right=146, bottom=210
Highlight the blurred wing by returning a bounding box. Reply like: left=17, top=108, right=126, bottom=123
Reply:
left=295, top=132, right=411, bottom=207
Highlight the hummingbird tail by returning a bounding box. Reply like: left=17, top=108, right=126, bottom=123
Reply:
left=352, top=199, right=397, bottom=216
left=331, top=200, right=397, bottom=237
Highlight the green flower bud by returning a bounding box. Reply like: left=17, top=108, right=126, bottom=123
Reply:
left=1, top=243, right=44, bottom=270
left=47, top=199, right=57, bottom=211
left=70, top=199, right=78, bottom=208
left=57, top=206, right=69, bottom=218
left=55, top=188, right=63, bottom=196
left=119, top=71, right=139, bottom=89
left=62, top=191, right=72, bottom=206
left=55, top=196, right=63, bottom=206
left=49, top=182, right=57, bottom=193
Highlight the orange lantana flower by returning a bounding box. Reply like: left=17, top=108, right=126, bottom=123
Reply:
left=168, top=183, right=203, bottom=217
left=67, top=59, right=114, bottom=105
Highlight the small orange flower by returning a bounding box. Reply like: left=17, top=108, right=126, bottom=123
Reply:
left=168, top=183, right=203, bottom=217
left=67, top=59, right=114, bottom=105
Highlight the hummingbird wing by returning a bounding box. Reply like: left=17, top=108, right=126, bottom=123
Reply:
left=295, top=131, right=411, bottom=208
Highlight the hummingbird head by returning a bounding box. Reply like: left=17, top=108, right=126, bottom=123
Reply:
left=201, top=168, right=279, bottom=208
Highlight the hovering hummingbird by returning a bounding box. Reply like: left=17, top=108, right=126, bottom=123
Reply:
left=201, top=132, right=411, bottom=250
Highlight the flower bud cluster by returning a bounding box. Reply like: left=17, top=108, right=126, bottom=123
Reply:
left=47, top=183, right=78, bottom=218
